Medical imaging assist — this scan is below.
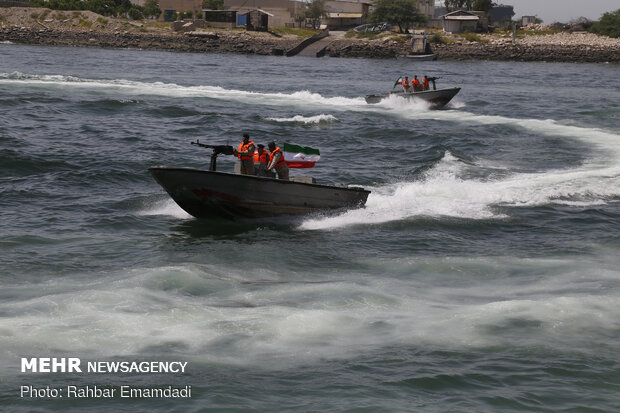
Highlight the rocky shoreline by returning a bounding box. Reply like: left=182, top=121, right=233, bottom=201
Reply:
left=1, top=7, right=619, bottom=62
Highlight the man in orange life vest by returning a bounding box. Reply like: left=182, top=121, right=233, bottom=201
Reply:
left=267, top=141, right=289, bottom=181
left=398, top=76, right=411, bottom=92
left=233, top=133, right=255, bottom=175
left=411, top=75, right=421, bottom=92
left=422, top=75, right=430, bottom=91
left=253, top=144, right=272, bottom=177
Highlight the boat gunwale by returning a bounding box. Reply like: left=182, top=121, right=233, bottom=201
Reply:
left=148, top=166, right=371, bottom=194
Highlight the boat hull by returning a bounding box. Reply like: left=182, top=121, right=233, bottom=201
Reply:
left=365, top=87, right=460, bottom=108
left=149, top=166, right=370, bottom=219
left=396, top=53, right=437, bottom=61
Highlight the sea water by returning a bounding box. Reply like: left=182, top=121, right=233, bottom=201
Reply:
left=1, top=44, right=619, bottom=412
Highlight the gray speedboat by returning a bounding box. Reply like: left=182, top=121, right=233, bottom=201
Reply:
left=149, top=167, right=370, bottom=219
left=149, top=143, right=370, bottom=220
left=365, top=87, right=460, bottom=108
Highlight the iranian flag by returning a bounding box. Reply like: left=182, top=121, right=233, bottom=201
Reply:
left=283, top=143, right=320, bottom=169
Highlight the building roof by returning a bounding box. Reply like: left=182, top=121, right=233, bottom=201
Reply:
left=441, top=10, right=479, bottom=21
left=245, top=8, right=274, bottom=17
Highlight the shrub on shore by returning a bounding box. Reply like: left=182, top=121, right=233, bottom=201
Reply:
left=428, top=32, right=451, bottom=44
left=589, top=9, right=620, bottom=38
left=270, top=27, right=319, bottom=37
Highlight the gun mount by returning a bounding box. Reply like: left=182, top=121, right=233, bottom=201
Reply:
left=191, top=140, right=235, bottom=171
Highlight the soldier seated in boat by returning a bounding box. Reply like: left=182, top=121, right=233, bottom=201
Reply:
left=233, top=133, right=255, bottom=175
left=267, top=141, right=289, bottom=181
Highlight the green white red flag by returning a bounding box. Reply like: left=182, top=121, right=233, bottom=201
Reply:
left=283, top=143, right=320, bottom=168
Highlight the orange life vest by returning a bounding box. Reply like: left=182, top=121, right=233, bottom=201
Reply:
left=269, top=147, right=286, bottom=168
left=422, top=78, right=429, bottom=88
left=238, top=140, right=255, bottom=160
left=412, top=78, right=420, bottom=86
left=402, top=78, right=410, bottom=88
left=254, top=150, right=268, bottom=164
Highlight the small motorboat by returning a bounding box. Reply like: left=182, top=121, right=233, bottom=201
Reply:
left=397, top=53, right=437, bottom=61
left=149, top=144, right=370, bottom=220
left=365, top=77, right=460, bottom=108
left=365, top=87, right=460, bottom=108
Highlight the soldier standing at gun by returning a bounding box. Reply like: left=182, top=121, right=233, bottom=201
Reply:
left=233, top=133, right=255, bottom=175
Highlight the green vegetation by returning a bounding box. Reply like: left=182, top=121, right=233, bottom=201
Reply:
left=303, top=0, right=327, bottom=30
left=143, top=0, right=162, bottom=19
left=79, top=19, right=92, bottom=28
left=368, top=0, right=427, bottom=33
left=128, top=7, right=144, bottom=20
left=96, top=17, right=108, bottom=25
left=428, top=31, right=452, bottom=44
left=202, top=0, right=223, bottom=10
left=472, top=0, right=494, bottom=12
left=270, top=27, right=319, bottom=37
left=589, top=9, right=620, bottom=38
left=391, top=35, right=410, bottom=43
left=29, top=0, right=161, bottom=19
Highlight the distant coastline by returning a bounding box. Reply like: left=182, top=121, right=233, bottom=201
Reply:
left=1, top=7, right=619, bottom=63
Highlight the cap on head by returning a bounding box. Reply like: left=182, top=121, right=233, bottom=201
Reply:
left=243, top=133, right=249, bottom=139
left=257, top=144, right=264, bottom=149
left=268, top=141, right=276, bottom=150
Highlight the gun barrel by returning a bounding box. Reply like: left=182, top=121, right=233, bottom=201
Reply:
left=191, top=140, right=234, bottom=156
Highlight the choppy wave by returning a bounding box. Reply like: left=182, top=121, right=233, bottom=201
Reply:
left=1, top=256, right=617, bottom=368
left=4, top=71, right=619, bottom=231
left=4, top=72, right=616, bottom=154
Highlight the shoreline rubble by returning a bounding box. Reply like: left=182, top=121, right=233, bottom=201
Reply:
left=1, top=7, right=619, bottom=63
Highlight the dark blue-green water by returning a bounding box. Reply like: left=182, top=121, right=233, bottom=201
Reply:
left=1, top=43, right=619, bottom=412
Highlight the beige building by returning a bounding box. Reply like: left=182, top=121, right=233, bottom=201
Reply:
left=440, top=10, right=479, bottom=33
left=224, top=0, right=304, bottom=27
left=323, top=1, right=372, bottom=29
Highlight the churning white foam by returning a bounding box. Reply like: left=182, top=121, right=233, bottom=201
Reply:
left=265, top=114, right=338, bottom=124
left=138, top=199, right=192, bottom=219
left=300, top=150, right=620, bottom=230
left=0, top=72, right=365, bottom=108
